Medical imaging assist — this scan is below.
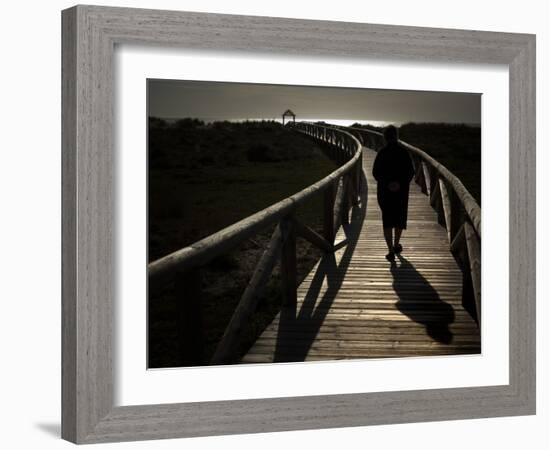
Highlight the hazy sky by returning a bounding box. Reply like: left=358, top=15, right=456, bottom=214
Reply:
left=148, top=79, right=481, bottom=125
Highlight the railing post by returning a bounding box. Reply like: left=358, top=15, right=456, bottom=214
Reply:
left=280, top=217, right=297, bottom=308
left=175, top=268, right=203, bottom=366
left=428, top=164, right=438, bottom=197
left=429, top=175, right=444, bottom=226
left=323, top=182, right=336, bottom=244
left=341, top=175, right=350, bottom=225
left=351, top=159, right=360, bottom=206
left=421, top=162, right=431, bottom=196
left=210, top=225, right=284, bottom=365
left=439, top=179, right=453, bottom=243
left=464, top=222, right=482, bottom=325
left=356, top=158, right=362, bottom=197
left=413, top=155, right=424, bottom=188
left=449, top=189, right=464, bottom=243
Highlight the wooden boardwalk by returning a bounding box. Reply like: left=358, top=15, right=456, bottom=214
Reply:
left=241, top=147, right=481, bottom=363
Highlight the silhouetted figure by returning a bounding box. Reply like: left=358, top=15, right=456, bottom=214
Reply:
left=372, top=125, right=415, bottom=262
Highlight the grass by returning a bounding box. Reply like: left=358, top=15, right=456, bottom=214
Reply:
left=149, top=159, right=335, bottom=261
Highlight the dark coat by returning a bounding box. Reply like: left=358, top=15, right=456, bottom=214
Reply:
left=372, top=142, right=415, bottom=229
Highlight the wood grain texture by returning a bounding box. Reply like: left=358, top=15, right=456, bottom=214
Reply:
left=61, top=4, right=536, bottom=444
left=242, top=148, right=480, bottom=364
left=61, top=7, right=77, bottom=442
left=508, top=35, right=536, bottom=412
left=63, top=5, right=115, bottom=442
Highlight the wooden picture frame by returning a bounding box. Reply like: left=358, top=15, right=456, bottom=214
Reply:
left=62, top=4, right=536, bottom=444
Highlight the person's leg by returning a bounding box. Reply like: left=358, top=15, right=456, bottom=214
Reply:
left=383, top=227, right=393, bottom=252
left=394, top=227, right=403, bottom=253
left=383, top=227, right=394, bottom=261
left=394, top=228, right=403, bottom=246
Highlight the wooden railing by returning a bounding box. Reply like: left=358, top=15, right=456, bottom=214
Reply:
left=347, top=126, right=482, bottom=324
left=148, top=122, right=363, bottom=365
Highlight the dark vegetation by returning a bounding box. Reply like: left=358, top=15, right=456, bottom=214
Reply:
left=148, top=118, right=338, bottom=368
left=352, top=122, right=481, bottom=204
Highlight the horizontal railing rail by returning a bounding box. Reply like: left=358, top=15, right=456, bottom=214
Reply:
left=347, top=125, right=482, bottom=324
left=148, top=122, right=363, bottom=365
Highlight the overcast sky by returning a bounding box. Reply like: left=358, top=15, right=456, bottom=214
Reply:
left=148, top=79, right=481, bottom=125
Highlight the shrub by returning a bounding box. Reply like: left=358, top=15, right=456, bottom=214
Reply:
left=246, top=143, right=280, bottom=162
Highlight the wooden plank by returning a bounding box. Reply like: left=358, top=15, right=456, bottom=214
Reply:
left=248, top=340, right=481, bottom=352
left=244, top=346, right=482, bottom=361
left=263, top=320, right=480, bottom=330
left=242, top=349, right=481, bottom=364
left=267, top=315, right=480, bottom=325
left=256, top=332, right=480, bottom=344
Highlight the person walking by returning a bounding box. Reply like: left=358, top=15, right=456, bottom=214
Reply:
left=372, top=125, right=415, bottom=262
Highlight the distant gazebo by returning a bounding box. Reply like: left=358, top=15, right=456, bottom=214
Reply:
left=282, top=109, right=296, bottom=125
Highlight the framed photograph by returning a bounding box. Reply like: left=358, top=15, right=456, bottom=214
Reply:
left=62, top=5, right=535, bottom=444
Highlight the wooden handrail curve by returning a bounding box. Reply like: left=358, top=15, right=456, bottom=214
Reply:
left=148, top=122, right=363, bottom=364
left=347, top=126, right=480, bottom=237
left=149, top=123, right=362, bottom=284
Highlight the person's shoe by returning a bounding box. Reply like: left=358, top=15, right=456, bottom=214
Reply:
left=394, top=243, right=403, bottom=254
left=385, top=251, right=395, bottom=262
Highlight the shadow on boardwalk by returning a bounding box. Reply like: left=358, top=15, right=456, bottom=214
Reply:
left=273, top=171, right=368, bottom=362
left=242, top=147, right=479, bottom=364
left=391, top=255, right=455, bottom=344
left=272, top=172, right=457, bottom=362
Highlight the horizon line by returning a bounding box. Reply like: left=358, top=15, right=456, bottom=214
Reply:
left=149, top=117, right=481, bottom=127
